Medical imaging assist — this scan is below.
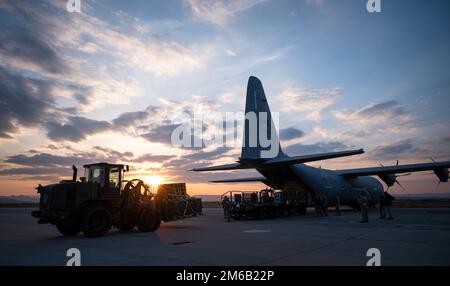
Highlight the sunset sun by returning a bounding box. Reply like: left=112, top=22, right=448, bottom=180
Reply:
left=144, top=175, right=164, bottom=188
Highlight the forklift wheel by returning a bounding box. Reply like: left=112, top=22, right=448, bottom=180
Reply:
left=82, top=206, right=112, bottom=237
left=137, top=208, right=161, bottom=232
left=56, top=223, right=81, bottom=236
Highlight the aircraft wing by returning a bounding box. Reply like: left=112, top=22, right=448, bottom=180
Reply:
left=210, top=176, right=269, bottom=183
left=264, top=149, right=365, bottom=167
left=336, top=161, right=450, bottom=177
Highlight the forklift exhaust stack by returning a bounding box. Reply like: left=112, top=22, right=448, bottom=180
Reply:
left=72, top=165, right=77, bottom=182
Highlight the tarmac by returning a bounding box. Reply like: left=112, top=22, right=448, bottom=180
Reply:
left=1, top=207, right=450, bottom=266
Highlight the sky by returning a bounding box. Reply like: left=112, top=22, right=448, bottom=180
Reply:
left=0, top=0, right=449, bottom=196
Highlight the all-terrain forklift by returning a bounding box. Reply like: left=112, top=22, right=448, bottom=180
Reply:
left=31, top=162, right=201, bottom=237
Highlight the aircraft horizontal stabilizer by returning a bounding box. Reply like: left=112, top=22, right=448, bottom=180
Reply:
left=263, top=149, right=365, bottom=167
left=192, top=149, right=365, bottom=172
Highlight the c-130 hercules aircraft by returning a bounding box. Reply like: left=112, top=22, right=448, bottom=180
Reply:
left=193, top=76, right=450, bottom=209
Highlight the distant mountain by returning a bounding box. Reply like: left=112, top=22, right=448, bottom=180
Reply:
left=395, top=193, right=450, bottom=200
left=0, top=195, right=39, bottom=204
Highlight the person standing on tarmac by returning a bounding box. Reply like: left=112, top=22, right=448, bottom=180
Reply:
left=221, top=196, right=230, bottom=219
left=321, top=193, right=328, bottom=217
left=225, top=199, right=233, bottom=222
left=379, top=193, right=385, bottom=219
left=335, top=196, right=341, bottom=216
left=380, top=191, right=395, bottom=220
left=315, top=193, right=322, bottom=217
left=358, top=194, right=369, bottom=223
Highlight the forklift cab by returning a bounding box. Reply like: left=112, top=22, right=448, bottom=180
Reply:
left=82, top=163, right=129, bottom=197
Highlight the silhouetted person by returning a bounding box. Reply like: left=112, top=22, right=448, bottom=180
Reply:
left=335, top=196, right=341, bottom=216
left=225, top=200, right=233, bottom=222
left=221, top=196, right=230, bottom=219
left=315, top=194, right=323, bottom=217
left=379, top=193, right=385, bottom=219
left=380, top=191, right=395, bottom=220
left=314, top=194, right=320, bottom=216
left=321, top=193, right=328, bottom=216
left=358, top=194, right=369, bottom=223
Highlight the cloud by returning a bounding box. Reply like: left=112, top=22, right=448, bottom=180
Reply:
left=4, top=153, right=89, bottom=167
left=333, top=100, right=410, bottom=124
left=369, top=139, right=415, bottom=160
left=0, top=67, right=55, bottom=138
left=127, top=97, right=216, bottom=147
left=304, top=0, right=331, bottom=13
left=0, top=166, right=63, bottom=176
left=45, top=116, right=111, bottom=142
left=305, top=0, right=324, bottom=6
left=73, top=93, right=90, bottom=105
left=311, top=126, right=369, bottom=142
left=0, top=28, right=68, bottom=75
left=0, top=147, right=137, bottom=180
left=179, top=147, right=232, bottom=162
left=112, top=106, right=157, bottom=128
left=0, top=0, right=210, bottom=116
left=162, top=147, right=233, bottom=171
left=185, top=0, right=267, bottom=27
left=279, top=127, right=304, bottom=141
left=120, top=39, right=208, bottom=78
left=284, top=141, right=352, bottom=156
left=3, top=146, right=137, bottom=170
left=0, top=143, right=242, bottom=184
left=278, top=85, right=342, bottom=121
left=0, top=65, right=150, bottom=141
left=1, top=145, right=239, bottom=184
left=134, top=153, right=175, bottom=163
left=225, top=49, right=237, bottom=56
left=141, top=123, right=182, bottom=145
left=92, top=146, right=134, bottom=161
left=77, top=42, right=99, bottom=53
left=160, top=146, right=242, bottom=182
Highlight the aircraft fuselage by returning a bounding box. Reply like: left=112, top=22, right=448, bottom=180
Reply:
left=257, top=164, right=384, bottom=207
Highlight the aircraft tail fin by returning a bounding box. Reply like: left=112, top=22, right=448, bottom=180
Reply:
left=241, top=76, right=284, bottom=160
left=192, top=77, right=365, bottom=173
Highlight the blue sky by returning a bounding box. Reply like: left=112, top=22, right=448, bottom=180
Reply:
left=0, top=0, right=449, bottom=195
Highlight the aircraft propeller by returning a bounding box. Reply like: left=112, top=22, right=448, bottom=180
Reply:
left=378, top=160, right=411, bottom=191
left=426, top=158, right=449, bottom=187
